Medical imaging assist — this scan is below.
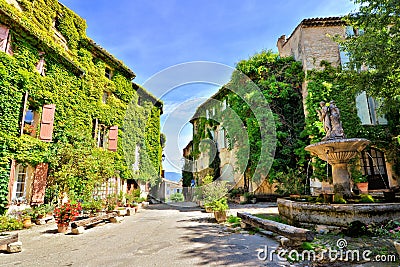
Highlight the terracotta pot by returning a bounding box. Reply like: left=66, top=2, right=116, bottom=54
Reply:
left=57, top=224, right=69, bottom=233
left=205, top=206, right=213, bottom=213
left=356, top=182, right=368, bottom=193
left=213, top=211, right=227, bottom=223
left=22, top=218, right=32, bottom=228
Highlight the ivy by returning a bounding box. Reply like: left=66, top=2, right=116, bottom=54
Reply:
left=192, top=50, right=307, bottom=191
left=0, top=0, right=162, bottom=211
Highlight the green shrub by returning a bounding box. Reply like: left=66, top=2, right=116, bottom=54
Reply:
left=333, top=193, right=347, bottom=204
left=0, top=216, right=23, bottom=231
left=360, top=194, right=375, bottom=203
left=210, top=198, right=229, bottom=212
left=170, top=192, right=184, bottom=202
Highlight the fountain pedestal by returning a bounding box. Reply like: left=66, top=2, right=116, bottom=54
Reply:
left=305, top=138, right=370, bottom=197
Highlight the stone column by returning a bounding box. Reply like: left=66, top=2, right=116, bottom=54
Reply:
left=331, top=163, right=352, bottom=198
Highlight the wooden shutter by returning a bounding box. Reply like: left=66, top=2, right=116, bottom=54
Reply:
left=7, top=160, right=16, bottom=203
left=108, top=125, right=118, bottom=151
left=31, top=163, right=48, bottom=205
left=40, top=104, right=56, bottom=142
left=0, top=25, right=9, bottom=52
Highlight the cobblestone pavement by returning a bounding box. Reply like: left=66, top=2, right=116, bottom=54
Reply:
left=0, top=203, right=287, bottom=267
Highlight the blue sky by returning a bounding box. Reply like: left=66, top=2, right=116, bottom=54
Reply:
left=60, top=0, right=356, bottom=172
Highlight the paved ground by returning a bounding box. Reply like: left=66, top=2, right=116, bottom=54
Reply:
left=0, top=203, right=287, bottom=267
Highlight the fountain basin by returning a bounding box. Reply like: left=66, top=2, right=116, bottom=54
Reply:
left=278, top=198, right=400, bottom=227
left=305, top=138, right=370, bottom=197
left=305, top=138, right=370, bottom=164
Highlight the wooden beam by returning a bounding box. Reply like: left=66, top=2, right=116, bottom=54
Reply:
left=237, top=212, right=314, bottom=242
left=0, top=233, right=18, bottom=246
left=71, top=212, right=116, bottom=229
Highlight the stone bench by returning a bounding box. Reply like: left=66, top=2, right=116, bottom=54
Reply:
left=35, top=215, right=55, bottom=225
left=0, top=233, right=21, bottom=253
left=237, top=212, right=314, bottom=246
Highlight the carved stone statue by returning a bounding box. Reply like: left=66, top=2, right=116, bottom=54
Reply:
left=329, top=100, right=345, bottom=139
left=317, top=100, right=345, bottom=140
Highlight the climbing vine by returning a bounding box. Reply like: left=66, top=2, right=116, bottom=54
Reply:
left=0, top=0, right=162, bottom=212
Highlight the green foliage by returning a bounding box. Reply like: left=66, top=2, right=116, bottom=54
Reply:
left=0, top=215, right=23, bottom=231
left=272, top=168, right=307, bottom=196
left=198, top=180, right=229, bottom=204
left=341, top=0, right=400, bottom=101
left=0, top=1, right=163, bottom=210
left=210, top=197, right=229, bottom=212
left=360, top=194, right=375, bottom=203
left=333, top=193, right=347, bottom=204
left=170, top=192, right=184, bottom=202
left=192, top=50, right=306, bottom=189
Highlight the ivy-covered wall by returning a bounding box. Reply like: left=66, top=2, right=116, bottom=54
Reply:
left=191, top=50, right=307, bottom=194
left=0, top=0, right=162, bottom=213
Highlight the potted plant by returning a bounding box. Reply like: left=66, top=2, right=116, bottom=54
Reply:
left=54, top=201, right=82, bottom=233
left=21, top=208, right=33, bottom=228
left=212, top=198, right=229, bottom=223
left=353, top=174, right=368, bottom=193
left=204, top=202, right=214, bottom=213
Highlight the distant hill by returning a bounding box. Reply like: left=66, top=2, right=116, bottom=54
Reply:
left=164, top=172, right=182, bottom=182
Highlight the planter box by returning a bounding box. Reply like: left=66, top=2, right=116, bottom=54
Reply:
left=214, top=211, right=227, bottom=223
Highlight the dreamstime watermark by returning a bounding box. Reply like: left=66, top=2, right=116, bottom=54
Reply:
left=257, top=238, right=397, bottom=263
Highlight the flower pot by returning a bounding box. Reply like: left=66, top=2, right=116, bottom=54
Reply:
left=356, top=182, right=368, bottom=193
left=213, top=211, right=227, bottom=223
left=57, top=224, right=69, bottom=233
left=205, top=206, right=213, bottom=213
left=22, top=217, right=32, bottom=228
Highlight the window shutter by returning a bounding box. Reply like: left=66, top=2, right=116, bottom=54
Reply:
left=40, top=104, right=56, bottom=142
left=108, top=125, right=118, bottom=151
left=31, top=163, right=48, bottom=205
left=7, top=160, right=16, bottom=203
left=0, top=25, right=9, bottom=52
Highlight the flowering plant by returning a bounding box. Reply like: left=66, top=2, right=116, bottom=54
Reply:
left=54, top=202, right=81, bottom=226
left=23, top=124, right=35, bottom=134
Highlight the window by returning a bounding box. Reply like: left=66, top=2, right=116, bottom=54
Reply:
left=102, top=91, right=109, bottom=104
left=360, top=148, right=389, bottom=190
left=206, top=109, right=209, bottom=119
left=212, top=107, right=215, bottom=116
left=97, top=124, right=108, bottom=148
left=24, top=109, right=34, bottom=125
left=105, top=67, right=112, bottom=79
left=132, top=145, right=140, bottom=171
left=13, top=165, right=28, bottom=199
left=356, top=91, right=388, bottom=125
left=35, top=52, right=46, bottom=76
left=221, top=99, right=227, bottom=111
left=218, top=128, right=226, bottom=150
left=0, top=24, right=13, bottom=55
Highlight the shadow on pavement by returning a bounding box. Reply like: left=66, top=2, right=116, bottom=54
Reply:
left=146, top=203, right=202, bottom=212
left=177, top=218, right=287, bottom=266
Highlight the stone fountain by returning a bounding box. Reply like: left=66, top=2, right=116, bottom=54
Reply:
left=304, top=100, right=370, bottom=197
left=278, top=100, right=400, bottom=227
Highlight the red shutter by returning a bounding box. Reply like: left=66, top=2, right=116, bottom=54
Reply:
left=7, top=160, right=16, bottom=203
left=0, top=25, right=9, bottom=52
left=31, top=163, right=48, bottom=205
left=40, top=104, right=56, bottom=142
left=108, top=125, right=118, bottom=151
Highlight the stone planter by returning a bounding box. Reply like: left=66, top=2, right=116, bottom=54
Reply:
left=213, top=211, right=227, bottom=223
left=57, top=224, right=69, bottom=233
left=278, top=198, right=400, bottom=227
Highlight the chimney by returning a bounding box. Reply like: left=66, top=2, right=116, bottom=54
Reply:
left=277, top=35, right=286, bottom=54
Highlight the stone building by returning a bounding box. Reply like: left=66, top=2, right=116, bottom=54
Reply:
left=0, top=0, right=162, bottom=210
